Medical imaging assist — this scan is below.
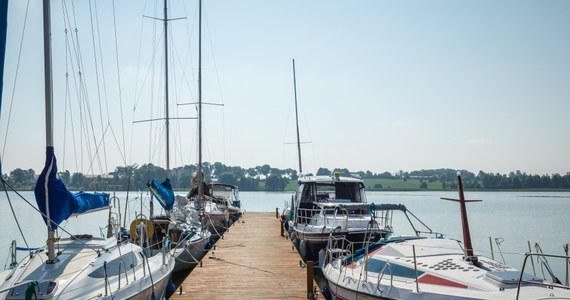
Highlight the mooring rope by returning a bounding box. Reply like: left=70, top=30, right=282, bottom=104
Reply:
left=208, top=256, right=288, bottom=298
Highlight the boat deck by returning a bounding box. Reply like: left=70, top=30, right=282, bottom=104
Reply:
left=171, top=212, right=324, bottom=299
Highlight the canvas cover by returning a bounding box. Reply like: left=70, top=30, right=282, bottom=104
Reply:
left=148, top=178, right=174, bottom=211
left=34, top=146, right=109, bottom=230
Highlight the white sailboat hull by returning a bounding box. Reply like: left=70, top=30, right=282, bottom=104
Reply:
left=324, top=238, right=570, bottom=300
left=0, top=237, right=174, bottom=300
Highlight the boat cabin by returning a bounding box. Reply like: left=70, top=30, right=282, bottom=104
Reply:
left=295, top=175, right=366, bottom=226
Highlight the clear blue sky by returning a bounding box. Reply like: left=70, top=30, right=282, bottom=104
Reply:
left=1, top=0, right=569, bottom=177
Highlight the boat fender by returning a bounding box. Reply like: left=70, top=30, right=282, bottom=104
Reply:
left=291, top=232, right=299, bottom=249
left=166, top=280, right=176, bottom=298
left=299, top=240, right=308, bottom=259
left=318, top=248, right=326, bottom=266
left=205, top=240, right=213, bottom=250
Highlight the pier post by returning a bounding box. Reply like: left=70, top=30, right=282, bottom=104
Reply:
left=307, top=261, right=315, bottom=299
left=275, top=207, right=279, bottom=218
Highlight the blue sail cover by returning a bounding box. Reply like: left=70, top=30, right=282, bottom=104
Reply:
left=148, top=178, right=174, bottom=211
left=0, top=0, right=7, bottom=107
left=34, top=147, right=109, bottom=230
left=0, top=0, right=8, bottom=175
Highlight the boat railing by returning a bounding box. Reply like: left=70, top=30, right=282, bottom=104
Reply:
left=377, top=262, right=394, bottom=296
left=323, top=234, right=353, bottom=277
left=516, top=252, right=570, bottom=299
left=296, top=205, right=394, bottom=232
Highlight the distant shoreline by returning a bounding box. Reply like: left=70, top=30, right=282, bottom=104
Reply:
left=3, top=188, right=570, bottom=193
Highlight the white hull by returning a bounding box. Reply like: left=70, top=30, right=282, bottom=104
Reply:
left=170, top=231, right=211, bottom=273
left=324, top=238, right=570, bottom=300
left=0, top=237, right=174, bottom=299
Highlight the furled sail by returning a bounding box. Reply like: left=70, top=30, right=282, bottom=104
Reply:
left=0, top=0, right=8, bottom=175
left=34, top=146, right=109, bottom=230
left=148, top=178, right=174, bottom=211
left=0, top=0, right=7, bottom=106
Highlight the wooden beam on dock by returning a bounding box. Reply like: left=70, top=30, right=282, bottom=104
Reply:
left=171, top=212, right=324, bottom=299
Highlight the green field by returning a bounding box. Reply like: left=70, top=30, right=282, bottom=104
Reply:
left=282, top=178, right=444, bottom=191
left=363, top=179, right=442, bottom=190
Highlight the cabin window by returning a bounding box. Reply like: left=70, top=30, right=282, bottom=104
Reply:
left=334, top=182, right=360, bottom=202
left=300, top=183, right=318, bottom=203
left=88, top=251, right=138, bottom=278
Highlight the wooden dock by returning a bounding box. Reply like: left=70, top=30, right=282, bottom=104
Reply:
left=171, top=212, right=324, bottom=299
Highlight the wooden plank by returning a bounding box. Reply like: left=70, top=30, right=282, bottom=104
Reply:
left=171, top=212, right=324, bottom=299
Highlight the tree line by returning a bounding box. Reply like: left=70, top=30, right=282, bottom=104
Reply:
left=3, top=164, right=570, bottom=192
left=1, top=162, right=296, bottom=192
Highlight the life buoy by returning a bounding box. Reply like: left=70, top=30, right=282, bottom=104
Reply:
left=129, top=218, right=155, bottom=240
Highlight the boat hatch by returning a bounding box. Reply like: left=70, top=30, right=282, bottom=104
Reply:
left=6, top=281, right=57, bottom=299
left=88, top=251, right=138, bottom=278
left=367, top=258, right=424, bottom=279
left=485, top=271, right=542, bottom=284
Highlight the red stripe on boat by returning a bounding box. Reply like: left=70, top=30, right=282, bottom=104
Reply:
left=418, top=274, right=468, bottom=288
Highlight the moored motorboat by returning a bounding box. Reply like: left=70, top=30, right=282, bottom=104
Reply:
left=209, top=183, right=242, bottom=223
left=291, top=173, right=392, bottom=262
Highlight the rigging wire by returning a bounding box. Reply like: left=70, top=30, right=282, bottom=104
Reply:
left=1, top=0, right=31, bottom=166
left=203, top=5, right=227, bottom=164
left=69, top=0, right=106, bottom=180
left=61, top=3, right=80, bottom=175
left=111, top=0, right=128, bottom=167
left=0, top=179, right=101, bottom=255
left=177, top=0, right=199, bottom=167
left=1, top=180, right=30, bottom=250
left=62, top=0, right=94, bottom=183
left=87, top=0, right=109, bottom=173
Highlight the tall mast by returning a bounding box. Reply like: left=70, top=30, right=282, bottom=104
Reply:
left=163, top=0, right=170, bottom=178
left=198, top=0, right=203, bottom=180
left=292, top=59, right=302, bottom=174
left=197, top=0, right=205, bottom=227
left=42, top=0, right=56, bottom=263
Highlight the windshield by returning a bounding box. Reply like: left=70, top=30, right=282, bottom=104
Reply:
left=299, top=181, right=366, bottom=203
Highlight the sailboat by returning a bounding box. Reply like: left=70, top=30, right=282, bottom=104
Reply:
left=144, top=0, right=211, bottom=274
left=183, top=0, right=230, bottom=240
left=322, top=174, right=570, bottom=299
left=0, top=1, right=174, bottom=299
left=288, top=59, right=391, bottom=263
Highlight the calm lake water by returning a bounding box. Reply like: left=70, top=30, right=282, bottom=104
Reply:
left=1, top=190, right=569, bottom=276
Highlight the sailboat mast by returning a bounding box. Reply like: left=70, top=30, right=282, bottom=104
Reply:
left=42, top=0, right=56, bottom=263
left=197, top=0, right=206, bottom=230
left=292, top=59, right=302, bottom=174
left=163, top=0, right=171, bottom=178
left=198, top=0, right=203, bottom=193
